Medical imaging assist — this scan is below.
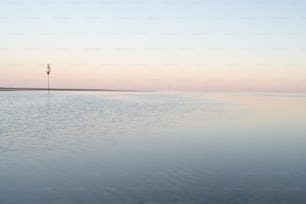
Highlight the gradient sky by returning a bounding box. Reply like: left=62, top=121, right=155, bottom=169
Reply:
left=1, top=0, right=306, bottom=91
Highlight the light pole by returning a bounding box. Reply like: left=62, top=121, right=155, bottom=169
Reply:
left=47, top=64, right=51, bottom=91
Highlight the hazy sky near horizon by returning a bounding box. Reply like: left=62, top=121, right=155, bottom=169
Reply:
left=1, top=0, right=306, bottom=91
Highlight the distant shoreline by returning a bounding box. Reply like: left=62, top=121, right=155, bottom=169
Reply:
left=0, top=87, right=147, bottom=92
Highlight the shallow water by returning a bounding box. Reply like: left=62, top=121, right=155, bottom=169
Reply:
left=1, top=92, right=306, bottom=203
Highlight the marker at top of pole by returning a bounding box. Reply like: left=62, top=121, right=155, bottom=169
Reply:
left=47, top=64, right=51, bottom=75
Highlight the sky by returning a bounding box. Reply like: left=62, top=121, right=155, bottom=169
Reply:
left=1, top=0, right=306, bottom=92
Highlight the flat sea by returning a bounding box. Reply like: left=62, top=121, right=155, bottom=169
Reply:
left=1, top=91, right=306, bottom=204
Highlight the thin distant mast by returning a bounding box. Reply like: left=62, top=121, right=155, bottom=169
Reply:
left=47, top=64, right=51, bottom=91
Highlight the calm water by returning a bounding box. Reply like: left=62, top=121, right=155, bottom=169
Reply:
left=1, top=91, right=306, bottom=204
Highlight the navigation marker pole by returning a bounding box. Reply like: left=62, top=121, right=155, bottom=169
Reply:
left=47, top=64, right=51, bottom=91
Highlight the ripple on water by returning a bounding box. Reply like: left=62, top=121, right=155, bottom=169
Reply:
left=1, top=92, right=306, bottom=203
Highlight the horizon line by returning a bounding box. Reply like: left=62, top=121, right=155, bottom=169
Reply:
left=1, top=87, right=306, bottom=94
left=0, top=87, right=150, bottom=92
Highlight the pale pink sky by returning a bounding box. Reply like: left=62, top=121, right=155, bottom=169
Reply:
left=1, top=1, right=306, bottom=92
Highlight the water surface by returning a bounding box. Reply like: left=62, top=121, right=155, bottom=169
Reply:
left=1, top=92, right=306, bottom=203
